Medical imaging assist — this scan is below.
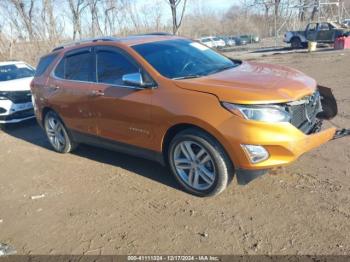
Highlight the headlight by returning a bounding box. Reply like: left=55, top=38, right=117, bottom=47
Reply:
left=0, top=96, right=8, bottom=100
left=222, top=102, right=290, bottom=123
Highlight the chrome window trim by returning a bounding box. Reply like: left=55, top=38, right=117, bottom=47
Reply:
left=51, top=72, right=156, bottom=90
left=50, top=46, right=158, bottom=90
left=51, top=73, right=153, bottom=90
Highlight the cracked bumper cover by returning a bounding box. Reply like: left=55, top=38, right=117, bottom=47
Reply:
left=235, top=86, right=349, bottom=185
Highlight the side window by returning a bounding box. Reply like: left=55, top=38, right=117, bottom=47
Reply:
left=318, top=23, right=329, bottom=31
left=35, top=53, right=57, bottom=77
left=54, top=58, right=65, bottom=78
left=96, top=50, right=139, bottom=85
left=65, top=52, right=94, bottom=82
left=308, top=24, right=317, bottom=31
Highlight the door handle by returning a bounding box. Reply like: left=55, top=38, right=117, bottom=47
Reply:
left=49, top=85, right=60, bottom=90
left=90, top=90, right=104, bottom=97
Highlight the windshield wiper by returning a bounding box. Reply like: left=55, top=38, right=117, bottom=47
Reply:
left=205, top=65, right=236, bottom=76
left=172, top=74, right=203, bottom=80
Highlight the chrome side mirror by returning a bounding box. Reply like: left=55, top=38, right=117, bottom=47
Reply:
left=122, top=73, right=144, bottom=87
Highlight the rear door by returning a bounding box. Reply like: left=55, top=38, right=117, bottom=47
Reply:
left=89, top=45, right=154, bottom=149
left=48, top=47, right=98, bottom=135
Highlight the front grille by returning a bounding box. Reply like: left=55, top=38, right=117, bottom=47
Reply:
left=288, top=91, right=322, bottom=134
left=0, top=91, right=32, bottom=103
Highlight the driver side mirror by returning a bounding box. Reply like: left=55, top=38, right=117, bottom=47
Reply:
left=122, top=72, right=156, bottom=89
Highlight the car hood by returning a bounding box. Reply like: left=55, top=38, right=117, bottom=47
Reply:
left=0, top=77, right=33, bottom=92
left=174, top=61, right=316, bottom=104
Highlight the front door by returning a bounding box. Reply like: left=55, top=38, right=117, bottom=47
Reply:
left=306, top=23, right=318, bottom=41
left=89, top=46, right=155, bottom=150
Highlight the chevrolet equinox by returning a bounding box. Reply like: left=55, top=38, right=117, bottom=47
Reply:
left=31, top=34, right=347, bottom=196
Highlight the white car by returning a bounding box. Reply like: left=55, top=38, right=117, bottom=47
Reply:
left=343, top=19, right=350, bottom=27
left=0, top=61, right=35, bottom=124
left=197, top=36, right=226, bottom=49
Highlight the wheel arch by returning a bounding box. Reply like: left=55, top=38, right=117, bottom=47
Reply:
left=41, top=107, right=69, bottom=131
left=290, top=36, right=302, bottom=47
left=161, top=122, right=235, bottom=169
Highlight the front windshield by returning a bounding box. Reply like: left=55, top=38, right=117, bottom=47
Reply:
left=0, top=63, right=35, bottom=82
left=132, top=39, right=239, bottom=79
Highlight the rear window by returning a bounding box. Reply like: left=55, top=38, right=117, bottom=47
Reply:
left=54, top=51, right=95, bottom=82
left=35, top=54, right=57, bottom=77
left=0, top=63, right=35, bottom=82
left=65, top=52, right=94, bottom=81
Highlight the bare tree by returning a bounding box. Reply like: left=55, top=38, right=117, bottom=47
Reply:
left=67, top=0, right=89, bottom=39
left=310, top=0, right=319, bottom=21
left=40, top=0, right=58, bottom=42
left=7, top=0, right=36, bottom=40
left=168, top=0, right=187, bottom=34
left=102, top=0, right=116, bottom=35
left=88, top=0, right=103, bottom=37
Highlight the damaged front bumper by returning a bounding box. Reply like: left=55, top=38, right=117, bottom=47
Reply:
left=333, top=128, right=350, bottom=140
left=236, top=85, right=350, bottom=185
left=318, top=85, right=350, bottom=141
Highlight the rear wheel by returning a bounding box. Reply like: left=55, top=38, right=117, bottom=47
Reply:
left=168, top=128, right=234, bottom=197
left=44, top=111, right=76, bottom=153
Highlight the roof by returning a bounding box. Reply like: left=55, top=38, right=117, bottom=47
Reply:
left=118, top=35, right=184, bottom=46
left=51, top=34, right=184, bottom=52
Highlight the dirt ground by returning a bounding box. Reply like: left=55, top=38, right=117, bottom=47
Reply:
left=0, top=49, right=349, bottom=256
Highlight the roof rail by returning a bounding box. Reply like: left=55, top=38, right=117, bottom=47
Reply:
left=132, top=32, right=173, bottom=36
left=51, top=36, right=119, bottom=52
left=144, top=32, right=173, bottom=36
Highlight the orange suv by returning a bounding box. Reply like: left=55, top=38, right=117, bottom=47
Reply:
left=31, top=34, right=346, bottom=196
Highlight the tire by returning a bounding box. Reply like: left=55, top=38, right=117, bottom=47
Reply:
left=44, top=111, right=76, bottom=153
left=291, top=37, right=301, bottom=49
left=168, top=128, right=234, bottom=197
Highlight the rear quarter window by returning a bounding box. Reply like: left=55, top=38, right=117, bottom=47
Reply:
left=35, top=53, right=58, bottom=77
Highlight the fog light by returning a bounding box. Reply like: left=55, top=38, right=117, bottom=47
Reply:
left=241, top=144, right=269, bottom=164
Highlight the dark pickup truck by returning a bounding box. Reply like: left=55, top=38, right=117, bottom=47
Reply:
left=284, top=22, right=350, bottom=48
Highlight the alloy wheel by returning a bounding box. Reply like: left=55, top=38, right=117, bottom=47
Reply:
left=45, top=116, right=66, bottom=152
left=173, top=141, right=216, bottom=190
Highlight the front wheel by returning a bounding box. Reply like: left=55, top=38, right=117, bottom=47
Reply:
left=291, top=37, right=302, bottom=49
left=168, top=128, right=234, bottom=197
left=44, top=111, right=76, bottom=153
